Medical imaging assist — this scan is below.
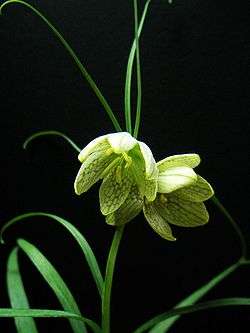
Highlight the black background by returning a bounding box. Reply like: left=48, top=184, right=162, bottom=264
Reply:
left=0, top=0, right=250, bottom=332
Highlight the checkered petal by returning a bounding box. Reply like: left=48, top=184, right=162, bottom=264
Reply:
left=175, top=175, right=214, bottom=202
left=105, top=186, right=143, bottom=226
left=143, top=201, right=176, bottom=241
left=155, top=193, right=209, bottom=227
left=157, top=154, right=200, bottom=172
left=74, top=151, right=113, bottom=195
left=99, top=165, right=133, bottom=215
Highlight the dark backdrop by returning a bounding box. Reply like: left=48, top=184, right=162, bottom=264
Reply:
left=0, top=0, right=250, bottom=332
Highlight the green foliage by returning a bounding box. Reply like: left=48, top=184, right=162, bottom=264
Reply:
left=17, top=238, right=87, bottom=333
left=1, top=212, right=104, bottom=297
left=0, top=309, right=101, bottom=333
left=23, top=130, right=81, bottom=153
left=7, top=247, right=38, bottom=333
left=0, top=0, right=122, bottom=132
left=0, top=1, right=249, bottom=332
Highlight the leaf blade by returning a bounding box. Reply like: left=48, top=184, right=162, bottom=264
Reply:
left=133, top=261, right=244, bottom=333
left=7, top=247, right=39, bottom=333
left=1, top=212, right=104, bottom=297
left=0, top=309, right=101, bottom=333
left=0, top=0, right=122, bottom=132
left=149, top=298, right=250, bottom=333
left=23, top=130, right=81, bottom=153
left=17, top=238, right=87, bottom=333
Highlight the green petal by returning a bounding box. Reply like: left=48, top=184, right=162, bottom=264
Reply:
left=155, top=194, right=209, bottom=227
left=144, top=178, right=158, bottom=202
left=99, top=165, right=133, bottom=215
left=105, top=186, right=143, bottom=226
left=158, top=166, right=197, bottom=193
left=143, top=202, right=176, bottom=241
left=74, top=151, right=113, bottom=195
left=175, top=175, right=214, bottom=202
left=78, top=135, right=109, bottom=162
left=157, top=154, right=200, bottom=172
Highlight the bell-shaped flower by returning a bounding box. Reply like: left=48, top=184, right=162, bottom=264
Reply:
left=74, top=132, right=158, bottom=216
left=105, top=153, right=214, bottom=241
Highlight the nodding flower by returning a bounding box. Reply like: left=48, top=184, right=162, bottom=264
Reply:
left=105, top=153, right=214, bottom=241
left=74, top=132, right=158, bottom=216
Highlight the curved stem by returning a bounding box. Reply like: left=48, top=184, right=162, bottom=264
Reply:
left=0, top=0, right=122, bottom=132
left=211, top=195, right=248, bottom=259
left=133, top=0, right=142, bottom=139
left=102, top=226, right=125, bottom=333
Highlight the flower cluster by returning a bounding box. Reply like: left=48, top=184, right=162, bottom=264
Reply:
left=74, top=132, right=214, bottom=240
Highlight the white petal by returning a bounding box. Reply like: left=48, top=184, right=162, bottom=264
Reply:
left=78, top=134, right=109, bottom=162
left=107, top=132, right=137, bottom=154
left=138, top=141, right=157, bottom=179
left=158, top=166, right=197, bottom=193
left=157, top=154, right=201, bottom=172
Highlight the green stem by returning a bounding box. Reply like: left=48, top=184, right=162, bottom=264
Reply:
left=211, top=195, right=248, bottom=259
left=0, top=0, right=122, bottom=132
left=102, top=226, right=125, bottom=333
left=133, top=0, right=142, bottom=139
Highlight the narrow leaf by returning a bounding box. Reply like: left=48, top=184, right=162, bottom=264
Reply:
left=0, top=0, right=122, bottom=132
left=23, top=130, right=81, bottom=153
left=0, top=309, right=101, bottom=333
left=7, top=247, right=38, bottom=333
left=149, top=298, right=250, bottom=333
left=124, top=0, right=151, bottom=133
left=133, top=260, right=245, bottom=333
left=17, top=238, right=87, bottom=333
left=1, top=212, right=104, bottom=297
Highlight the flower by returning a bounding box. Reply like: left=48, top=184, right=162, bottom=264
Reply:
left=74, top=132, right=158, bottom=216
left=105, top=153, right=214, bottom=241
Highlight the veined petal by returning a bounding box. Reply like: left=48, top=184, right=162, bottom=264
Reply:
left=144, top=178, right=158, bottom=202
left=74, top=151, right=113, bottom=195
left=175, top=175, right=214, bottom=202
left=78, top=134, right=109, bottom=162
left=143, top=201, right=176, bottom=241
left=155, top=193, right=209, bottom=227
left=105, top=186, right=143, bottom=226
left=99, top=165, right=132, bottom=215
left=107, top=132, right=137, bottom=154
left=158, top=166, right=197, bottom=193
left=157, top=154, right=201, bottom=172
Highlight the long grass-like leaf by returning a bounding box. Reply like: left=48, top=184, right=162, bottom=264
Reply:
left=124, top=0, right=151, bottom=134
left=17, top=238, right=87, bottom=333
left=7, top=247, right=39, bottom=333
left=0, top=308, right=102, bottom=333
left=1, top=212, right=104, bottom=297
left=133, top=260, right=249, bottom=333
left=149, top=298, right=250, bottom=333
left=23, top=130, right=81, bottom=153
left=133, top=0, right=142, bottom=139
left=211, top=195, right=248, bottom=258
left=0, top=0, right=122, bottom=132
